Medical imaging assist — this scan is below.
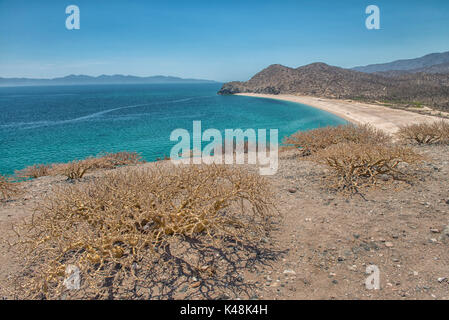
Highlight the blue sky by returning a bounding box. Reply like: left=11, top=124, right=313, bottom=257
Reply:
left=0, top=0, right=448, bottom=81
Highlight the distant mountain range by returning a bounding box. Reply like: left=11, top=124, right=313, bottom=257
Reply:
left=0, top=74, right=216, bottom=87
left=352, top=51, right=449, bottom=73
left=218, top=54, right=449, bottom=111
left=376, top=62, right=449, bottom=77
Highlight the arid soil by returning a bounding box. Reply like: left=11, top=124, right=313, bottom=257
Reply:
left=1, top=144, right=448, bottom=300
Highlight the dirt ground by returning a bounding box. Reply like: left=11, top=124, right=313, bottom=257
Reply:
left=0, top=144, right=448, bottom=300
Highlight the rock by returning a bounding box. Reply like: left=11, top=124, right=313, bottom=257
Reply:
left=439, top=225, right=449, bottom=242
left=287, top=188, right=297, bottom=193
left=348, top=265, right=357, bottom=271
left=445, top=199, right=449, bottom=205
left=283, top=269, right=296, bottom=275
left=430, top=228, right=440, bottom=233
left=437, top=277, right=447, bottom=283
left=378, top=174, right=390, bottom=181
left=191, top=281, right=201, bottom=288
left=385, top=242, right=394, bottom=248
left=180, top=285, right=189, bottom=293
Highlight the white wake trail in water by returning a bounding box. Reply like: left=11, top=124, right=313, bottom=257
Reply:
left=0, top=97, right=202, bottom=130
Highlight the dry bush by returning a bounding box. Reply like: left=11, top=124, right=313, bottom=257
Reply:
left=15, top=164, right=51, bottom=179
left=49, top=151, right=144, bottom=180
left=50, top=159, right=95, bottom=180
left=283, top=124, right=391, bottom=156
left=397, top=121, right=449, bottom=145
left=8, top=164, right=275, bottom=299
left=155, top=155, right=171, bottom=161
left=90, top=151, right=144, bottom=169
left=0, top=174, right=20, bottom=201
left=311, top=142, right=423, bottom=193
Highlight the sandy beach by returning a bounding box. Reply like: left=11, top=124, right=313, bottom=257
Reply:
left=236, top=93, right=446, bottom=135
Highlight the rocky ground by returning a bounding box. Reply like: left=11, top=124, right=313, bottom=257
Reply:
left=0, top=144, right=448, bottom=300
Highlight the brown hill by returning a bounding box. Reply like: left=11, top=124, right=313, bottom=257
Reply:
left=218, top=63, right=449, bottom=111
left=377, top=62, right=449, bottom=77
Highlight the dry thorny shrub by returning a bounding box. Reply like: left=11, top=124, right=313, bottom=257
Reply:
left=311, top=142, right=424, bottom=194
left=15, top=164, right=51, bottom=179
left=50, top=160, right=94, bottom=180
left=282, top=124, right=391, bottom=156
left=16, top=151, right=144, bottom=180
left=397, top=120, right=449, bottom=145
left=7, top=164, right=277, bottom=299
left=0, top=174, right=20, bottom=201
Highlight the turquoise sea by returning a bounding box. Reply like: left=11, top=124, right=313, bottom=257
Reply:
left=0, top=83, right=346, bottom=175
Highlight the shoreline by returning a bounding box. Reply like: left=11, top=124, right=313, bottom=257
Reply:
left=235, top=93, right=446, bottom=134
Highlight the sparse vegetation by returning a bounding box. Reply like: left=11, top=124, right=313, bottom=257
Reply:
left=311, top=142, right=423, bottom=193
left=283, top=124, right=391, bottom=156
left=397, top=121, right=449, bottom=145
left=51, top=159, right=95, bottom=180
left=14, top=151, right=145, bottom=181
left=90, top=151, right=144, bottom=169
left=9, top=164, right=275, bottom=299
left=0, top=174, right=20, bottom=201
left=15, top=164, right=51, bottom=179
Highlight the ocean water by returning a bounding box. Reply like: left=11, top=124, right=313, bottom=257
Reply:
left=0, top=83, right=346, bottom=175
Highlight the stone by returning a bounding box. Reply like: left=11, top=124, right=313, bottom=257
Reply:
left=288, top=188, right=297, bottom=193
left=437, top=277, right=447, bottom=283
left=283, top=269, right=296, bottom=275
left=430, top=228, right=440, bottom=233
left=180, top=285, right=189, bottom=293
left=439, top=225, right=449, bottom=242
left=385, top=242, right=394, bottom=248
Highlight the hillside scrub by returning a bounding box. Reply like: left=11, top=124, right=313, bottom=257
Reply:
left=311, top=142, right=423, bottom=193
left=15, top=164, right=51, bottom=179
left=0, top=174, right=20, bottom=201
left=283, top=124, right=391, bottom=156
left=7, top=164, right=276, bottom=299
left=397, top=121, right=449, bottom=145
left=15, top=151, right=145, bottom=180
